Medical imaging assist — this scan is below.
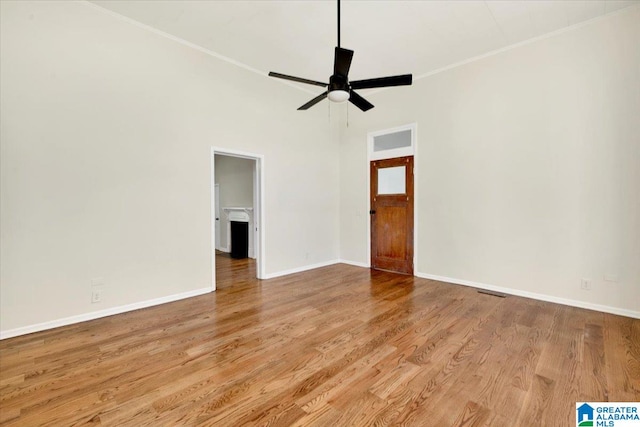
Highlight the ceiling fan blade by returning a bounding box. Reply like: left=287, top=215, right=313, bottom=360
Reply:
left=349, top=90, right=374, bottom=112
left=334, top=47, right=354, bottom=77
left=298, top=92, right=328, bottom=110
left=268, top=72, right=327, bottom=88
left=350, top=74, right=413, bottom=90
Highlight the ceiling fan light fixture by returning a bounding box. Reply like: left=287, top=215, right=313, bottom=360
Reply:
left=328, top=90, right=350, bottom=103
left=267, top=0, right=412, bottom=111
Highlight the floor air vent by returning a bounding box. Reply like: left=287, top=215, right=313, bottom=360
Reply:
left=477, top=290, right=507, bottom=298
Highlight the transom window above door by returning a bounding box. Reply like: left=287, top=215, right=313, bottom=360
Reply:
left=368, top=124, right=416, bottom=161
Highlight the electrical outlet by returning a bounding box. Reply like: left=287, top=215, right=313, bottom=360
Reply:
left=580, top=279, right=592, bottom=290
left=91, top=289, right=102, bottom=303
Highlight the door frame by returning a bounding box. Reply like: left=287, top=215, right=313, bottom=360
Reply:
left=366, top=123, right=418, bottom=273
left=214, top=184, right=221, bottom=251
left=210, top=147, right=266, bottom=291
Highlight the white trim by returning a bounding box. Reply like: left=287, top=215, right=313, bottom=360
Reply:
left=211, top=147, right=265, bottom=282
left=415, top=272, right=640, bottom=320
left=367, top=123, right=418, bottom=274
left=414, top=5, right=639, bottom=82
left=214, top=184, right=221, bottom=251
left=412, top=125, right=419, bottom=276
left=364, top=5, right=640, bottom=97
left=262, top=260, right=340, bottom=280
left=366, top=156, right=371, bottom=270
left=0, top=287, right=212, bottom=340
left=83, top=1, right=317, bottom=96
left=368, top=123, right=417, bottom=161
left=339, top=259, right=370, bottom=268
left=210, top=151, right=217, bottom=290
left=257, top=154, right=266, bottom=270
left=85, top=0, right=638, bottom=100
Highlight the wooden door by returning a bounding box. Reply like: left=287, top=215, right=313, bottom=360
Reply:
left=370, top=156, right=414, bottom=275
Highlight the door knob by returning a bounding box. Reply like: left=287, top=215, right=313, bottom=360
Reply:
left=369, top=210, right=376, bottom=215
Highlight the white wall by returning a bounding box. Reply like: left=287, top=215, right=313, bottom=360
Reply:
left=2, top=2, right=636, bottom=338
left=214, top=155, right=254, bottom=251
left=340, top=7, right=640, bottom=316
left=0, top=1, right=340, bottom=335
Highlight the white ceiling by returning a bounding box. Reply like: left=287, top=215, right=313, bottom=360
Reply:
left=90, top=0, right=638, bottom=93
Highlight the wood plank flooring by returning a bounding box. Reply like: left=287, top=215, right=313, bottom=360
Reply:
left=1, top=257, right=638, bottom=426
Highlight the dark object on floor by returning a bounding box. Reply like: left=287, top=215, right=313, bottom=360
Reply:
left=477, top=289, right=508, bottom=298
left=230, top=220, right=249, bottom=259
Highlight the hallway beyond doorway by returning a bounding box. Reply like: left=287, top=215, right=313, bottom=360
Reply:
left=215, top=251, right=256, bottom=290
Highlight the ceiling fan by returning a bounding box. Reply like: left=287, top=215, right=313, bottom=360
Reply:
left=268, top=0, right=412, bottom=112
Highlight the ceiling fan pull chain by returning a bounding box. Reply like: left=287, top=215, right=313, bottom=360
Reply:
left=267, top=0, right=412, bottom=112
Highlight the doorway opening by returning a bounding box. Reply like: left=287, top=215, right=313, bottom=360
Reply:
left=366, top=123, right=417, bottom=275
left=211, top=148, right=265, bottom=290
left=370, top=156, right=414, bottom=274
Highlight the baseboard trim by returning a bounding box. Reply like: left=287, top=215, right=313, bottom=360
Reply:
left=339, top=259, right=370, bottom=268
left=5, top=269, right=634, bottom=339
left=0, top=287, right=213, bottom=340
left=263, top=259, right=341, bottom=280
left=415, top=272, right=640, bottom=319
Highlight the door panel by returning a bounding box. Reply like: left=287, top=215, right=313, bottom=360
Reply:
left=376, top=205, right=406, bottom=258
left=371, top=156, right=414, bottom=275
left=215, top=184, right=221, bottom=250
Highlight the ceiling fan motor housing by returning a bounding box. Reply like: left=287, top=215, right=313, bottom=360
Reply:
left=329, top=74, right=349, bottom=92
left=267, top=0, right=412, bottom=111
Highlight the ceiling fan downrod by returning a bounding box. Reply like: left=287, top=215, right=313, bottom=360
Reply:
left=337, top=0, right=341, bottom=48
left=267, top=0, right=413, bottom=112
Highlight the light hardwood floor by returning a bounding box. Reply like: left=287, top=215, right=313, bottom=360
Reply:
left=1, top=256, right=638, bottom=426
